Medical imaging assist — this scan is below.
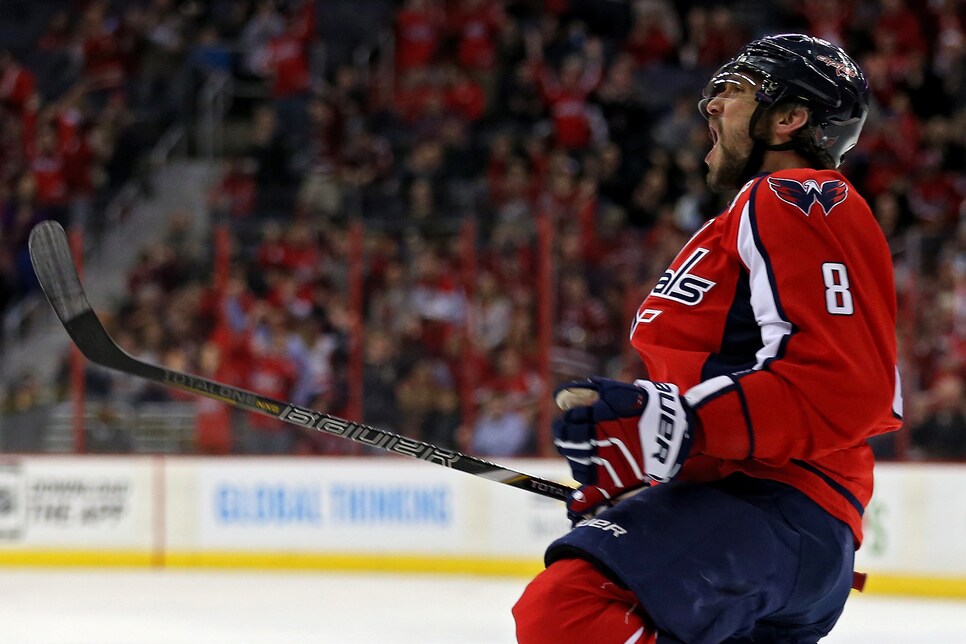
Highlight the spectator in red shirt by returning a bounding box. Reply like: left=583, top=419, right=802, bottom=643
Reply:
left=78, top=1, right=129, bottom=98
left=444, top=65, right=487, bottom=122
left=253, top=15, right=314, bottom=143
left=288, top=0, right=318, bottom=50
left=932, top=2, right=965, bottom=80
left=622, top=2, right=679, bottom=68
left=395, top=0, right=445, bottom=72
left=679, top=5, right=747, bottom=69
left=482, top=345, right=541, bottom=407
left=29, top=123, right=69, bottom=217
left=278, top=220, right=323, bottom=282
left=255, top=19, right=311, bottom=99
left=795, top=0, right=853, bottom=46
left=304, top=95, right=344, bottom=169
left=242, top=313, right=299, bottom=454
left=447, top=0, right=505, bottom=71
left=908, top=152, right=961, bottom=231
left=0, top=51, right=37, bottom=115
left=876, top=0, right=928, bottom=55
left=264, top=270, right=315, bottom=320
left=194, top=340, right=234, bottom=454
left=239, top=0, right=285, bottom=79
left=528, top=33, right=604, bottom=150
left=393, top=66, right=447, bottom=126
left=51, top=87, right=100, bottom=223
left=410, top=248, right=465, bottom=356
left=256, top=220, right=289, bottom=272
left=209, top=155, right=257, bottom=220
left=556, top=270, right=616, bottom=356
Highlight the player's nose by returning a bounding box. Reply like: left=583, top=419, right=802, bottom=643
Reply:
left=698, top=96, right=722, bottom=120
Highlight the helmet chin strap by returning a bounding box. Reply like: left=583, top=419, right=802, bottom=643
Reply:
left=736, top=105, right=769, bottom=185
left=735, top=103, right=804, bottom=185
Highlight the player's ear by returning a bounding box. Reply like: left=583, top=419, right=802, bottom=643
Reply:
left=772, top=104, right=810, bottom=140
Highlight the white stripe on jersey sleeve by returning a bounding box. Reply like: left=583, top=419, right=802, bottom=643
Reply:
left=684, top=374, right=734, bottom=409
left=736, top=201, right=794, bottom=370
left=893, top=366, right=904, bottom=418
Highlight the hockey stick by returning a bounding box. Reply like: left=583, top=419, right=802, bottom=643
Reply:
left=28, top=220, right=573, bottom=502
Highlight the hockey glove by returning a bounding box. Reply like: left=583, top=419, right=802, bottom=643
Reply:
left=553, top=377, right=695, bottom=520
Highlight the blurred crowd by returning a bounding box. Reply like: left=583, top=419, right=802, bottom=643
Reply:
left=1, top=0, right=965, bottom=462
left=0, top=0, right=201, bottom=321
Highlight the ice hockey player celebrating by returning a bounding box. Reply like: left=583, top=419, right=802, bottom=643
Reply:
left=514, top=34, right=902, bottom=643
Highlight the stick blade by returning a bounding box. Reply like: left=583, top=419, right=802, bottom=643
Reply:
left=28, top=220, right=93, bottom=323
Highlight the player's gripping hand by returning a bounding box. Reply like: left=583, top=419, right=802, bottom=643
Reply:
left=552, top=377, right=696, bottom=519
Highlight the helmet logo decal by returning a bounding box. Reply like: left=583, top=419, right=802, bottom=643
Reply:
left=767, top=177, right=849, bottom=216
left=815, top=54, right=858, bottom=79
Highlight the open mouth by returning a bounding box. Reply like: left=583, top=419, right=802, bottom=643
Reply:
left=706, top=125, right=719, bottom=164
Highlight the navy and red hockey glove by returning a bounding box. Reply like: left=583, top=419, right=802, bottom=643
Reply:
left=552, top=377, right=695, bottom=521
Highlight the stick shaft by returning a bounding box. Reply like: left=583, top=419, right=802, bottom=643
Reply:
left=29, top=220, right=572, bottom=501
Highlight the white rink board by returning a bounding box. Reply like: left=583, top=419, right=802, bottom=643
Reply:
left=163, top=457, right=572, bottom=558
left=178, top=457, right=571, bottom=554
left=855, top=463, right=966, bottom=577
left=0, top=456, right=964, bottom=592
left=0, top=456, right=155, bottom=550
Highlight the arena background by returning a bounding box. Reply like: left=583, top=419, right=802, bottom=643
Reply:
left=0, top=0, right=963, bottom=640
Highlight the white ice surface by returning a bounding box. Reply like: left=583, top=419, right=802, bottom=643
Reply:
left=0, top=569, right=962, bottom=643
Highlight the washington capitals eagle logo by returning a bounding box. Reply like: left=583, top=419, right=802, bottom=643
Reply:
left=767, top=177, right=849, bottom=217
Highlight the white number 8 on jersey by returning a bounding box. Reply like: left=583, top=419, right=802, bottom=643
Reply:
left=822, top=262, right=854, bottom=315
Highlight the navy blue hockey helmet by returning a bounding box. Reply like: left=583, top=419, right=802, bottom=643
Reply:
left=699, top=34, right=870, bottom=168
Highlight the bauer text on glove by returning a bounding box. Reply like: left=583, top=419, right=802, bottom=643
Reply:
left=552, top=377, right=696, bottom=518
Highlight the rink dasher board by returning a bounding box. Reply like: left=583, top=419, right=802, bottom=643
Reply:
left=0, top=457, right=962, bottom=598
left=0, top=456, right=568, bottom=577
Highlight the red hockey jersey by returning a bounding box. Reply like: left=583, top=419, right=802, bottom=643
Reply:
left=630, top=168, right=902, bottom=544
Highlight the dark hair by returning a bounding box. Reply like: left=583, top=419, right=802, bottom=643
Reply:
left=771, top=99, right=838, bottom=169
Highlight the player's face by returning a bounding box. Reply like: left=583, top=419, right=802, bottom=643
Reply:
left=701, top=74, right=759, bottom=191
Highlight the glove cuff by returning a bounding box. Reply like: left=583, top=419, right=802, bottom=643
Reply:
left=634, top=380, right=694, bottom=483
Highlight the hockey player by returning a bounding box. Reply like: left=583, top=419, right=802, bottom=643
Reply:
left=513, top=34, right=902, bottom=643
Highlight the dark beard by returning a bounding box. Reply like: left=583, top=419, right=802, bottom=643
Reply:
left=706, top=143, right=749, bottom=192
